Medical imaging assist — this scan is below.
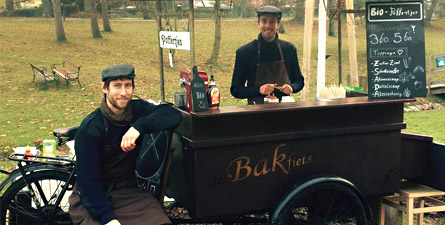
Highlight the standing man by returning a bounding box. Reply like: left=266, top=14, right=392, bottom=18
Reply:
left=69, top=64, right=182, bottom=225
left=231, top=5, right=305, bottom=104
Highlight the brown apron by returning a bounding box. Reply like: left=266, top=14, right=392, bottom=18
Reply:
left=248, top=40, right=290, bottom=104
left=68, top=119, right=171, bottom=225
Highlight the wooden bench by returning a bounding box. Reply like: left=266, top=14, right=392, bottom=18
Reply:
left=380, top=181, right=445, bottom=225
left=51, top=58, right=83, bottom=89
left=426, top=53, right=445, bottom=96
left=29, top=63, right=59, bottom=89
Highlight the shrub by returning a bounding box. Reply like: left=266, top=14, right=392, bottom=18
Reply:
left=9, top=7, right=43, bottom=17
left=63, top=5, right=79, bottom=16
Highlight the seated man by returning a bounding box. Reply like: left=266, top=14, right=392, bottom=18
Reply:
left=69, top=64, right=183, bottom=225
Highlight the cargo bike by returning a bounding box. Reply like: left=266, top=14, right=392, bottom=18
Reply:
left=3, top=96, right=443, bottom=225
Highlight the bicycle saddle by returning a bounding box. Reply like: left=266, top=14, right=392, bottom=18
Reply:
left=53, top=126, right=79, bottom=138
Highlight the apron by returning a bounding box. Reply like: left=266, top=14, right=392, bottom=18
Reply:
left=68, top=119, right=171, bottom=225
left=248, top=40, right=290, bottom=105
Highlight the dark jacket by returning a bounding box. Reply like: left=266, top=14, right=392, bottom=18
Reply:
left=231, top=34, right=305, bottom=99
left=74, top=99, right=182, bottom=224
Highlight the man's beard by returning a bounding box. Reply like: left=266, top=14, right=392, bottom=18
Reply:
left=109, top=97, right=128, bottom=110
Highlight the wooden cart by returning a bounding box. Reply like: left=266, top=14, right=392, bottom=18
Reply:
left=164, top=96, right=443, bottom=224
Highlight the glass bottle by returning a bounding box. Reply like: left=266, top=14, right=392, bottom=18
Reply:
left=207, top=67, right=220, bottom=109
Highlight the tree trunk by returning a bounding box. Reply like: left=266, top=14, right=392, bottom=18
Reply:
left=84, top=0, right=90, bottom=12
left=42, top=0, right=53, bottom=17
left=293, top=0, right=305, bottom=22
left=89, top=0, right=102, bottom=38
left=15, top=1, right=21, bottom=9
left=141, top=1, right=150, bottom=20
left=328, top=0, right=336, bottom=36
left=425, top=0, right=438, bottom=26
left=208, top=0, right=221, bottom=64
left=52, top=0, right=67, bottom=42
left=101, top=0, right=112, bottom=32
left=6, top=0, right=14, bottom=13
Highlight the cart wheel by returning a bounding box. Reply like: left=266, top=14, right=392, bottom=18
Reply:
left=270, top=177, right=370, bottom=225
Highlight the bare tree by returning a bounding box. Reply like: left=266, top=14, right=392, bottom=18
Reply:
left=6, top=0, right=14, bottom=14
left=14, top=0, right=21, bottom=9
left=42, top=0, right=53, bottom=17
left=209, top=0, right=222, bottom=64
left=293, top=0, right=305, bottom=22
left=425, top=0, right=438, bottom=26
left=84, top=0, right=91, bottom=12
left=101, top=0, right=112, bottom=32
left=89, top=0, right=102, bottom=38
left=52, top=0, right=67, bottom=41
left=328, top=0, right=336, bottom=36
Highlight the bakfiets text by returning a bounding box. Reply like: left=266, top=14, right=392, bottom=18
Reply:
left=226, top=144, right=313, bottom=182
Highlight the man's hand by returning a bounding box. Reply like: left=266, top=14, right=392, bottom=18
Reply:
left=121, top=127, right=140, bottom=152
left=259, top=83, right=277, bottom=96
left=106, top=219, right=121, bottom=225
left=276, top=84, right=293, bottom=95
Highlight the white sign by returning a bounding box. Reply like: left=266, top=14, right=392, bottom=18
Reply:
left=159, top=31, right=190, bottom=50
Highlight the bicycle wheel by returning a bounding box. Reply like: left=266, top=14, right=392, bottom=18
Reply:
left=0, top=170, right=75, bottom=225
left=275, top=182, right=367, bottom=225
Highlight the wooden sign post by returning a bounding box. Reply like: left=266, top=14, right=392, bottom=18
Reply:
left=366, top=1, right=427, bottom=98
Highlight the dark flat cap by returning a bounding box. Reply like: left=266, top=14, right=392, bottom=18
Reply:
left=102, top=64, right=135, bottom=82
left=257, top=5, right=282, bottom=18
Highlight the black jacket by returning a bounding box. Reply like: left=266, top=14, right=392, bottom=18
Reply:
left=231, top=34, right=305, bottom=99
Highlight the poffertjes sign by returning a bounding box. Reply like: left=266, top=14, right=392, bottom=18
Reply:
left=159, top=31, right=190, bottom=50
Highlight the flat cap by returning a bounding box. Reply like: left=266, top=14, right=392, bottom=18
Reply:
left=257, top=5, right=282, bottom=18
left=102, top=64, right=135, bottom=82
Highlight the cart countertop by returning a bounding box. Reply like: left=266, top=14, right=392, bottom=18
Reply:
left=183, top=97, right=415, bottom=117
left=175, top=96, right=412, bottom=143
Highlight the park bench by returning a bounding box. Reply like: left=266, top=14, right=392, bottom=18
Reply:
left=426, top=53, right=445, bottom=95
left=51, top=58, right=83, bottom=89
left=29, top=63, right=59, bottom=89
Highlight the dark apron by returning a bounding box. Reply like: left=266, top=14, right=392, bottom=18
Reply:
left=68, top=119, right=171, bottom=225
left=248, top=40, right=290, bottom=105
left=100, top=118, right=138, bottom=192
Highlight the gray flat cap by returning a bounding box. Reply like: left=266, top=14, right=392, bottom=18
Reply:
left=102, top=64, right=135, bottom=82
left=257, top=5, right=282, bottom=18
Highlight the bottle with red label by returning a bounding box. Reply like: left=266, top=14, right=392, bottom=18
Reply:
left=24, top=145, right=33, bottom=160
left=207, top=66, right=220, bottom=109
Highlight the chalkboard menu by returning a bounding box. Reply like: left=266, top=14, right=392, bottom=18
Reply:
left=366, top=1, right=426, bottom=98
left=191, top=66, right=209, bottom=112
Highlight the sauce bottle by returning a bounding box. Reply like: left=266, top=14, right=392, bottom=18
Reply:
left=24, top=145, right=33, bottom=160
left=207, top=67, right=220, bottom=109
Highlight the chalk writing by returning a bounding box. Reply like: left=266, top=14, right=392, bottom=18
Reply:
left=367, top=1, right=426, bottom=98
left=368, top=2, right=423, bottom=22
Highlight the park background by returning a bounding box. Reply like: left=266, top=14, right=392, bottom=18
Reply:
left=0, top=0, right=444, bottom=159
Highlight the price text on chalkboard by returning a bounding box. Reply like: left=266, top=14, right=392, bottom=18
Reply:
left=366, top=1, right=426, bottom=98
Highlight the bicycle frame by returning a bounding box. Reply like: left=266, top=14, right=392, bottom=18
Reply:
left=0, top=154, right=76, bottom=222
left=0, top=154, right=75, bottom=192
